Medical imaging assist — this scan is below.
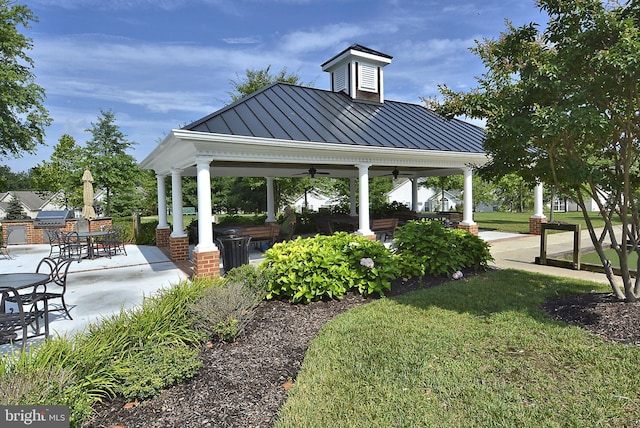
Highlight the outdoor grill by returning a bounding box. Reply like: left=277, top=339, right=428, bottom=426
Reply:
left=33, top=210, right=75, bottom=227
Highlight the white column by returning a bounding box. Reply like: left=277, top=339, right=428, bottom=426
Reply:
left=195, top=158, right=216, bottom=251
left=156, top=174, right=169, bottom=228
left=461, top=168, right=476, bottom=226
left=349, top=177, right=358, bottom=216
left=356, top=164, right=372, bottom=235
left=411, top=178, right=419, bottom=211
left=170, top=168, right=187, bottom=237
left=266, top=177, right=276, bottom=222
left=533, top=182, right=545, bottom=218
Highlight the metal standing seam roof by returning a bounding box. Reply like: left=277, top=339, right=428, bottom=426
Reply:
left=184, top=82, right=485, bottom=154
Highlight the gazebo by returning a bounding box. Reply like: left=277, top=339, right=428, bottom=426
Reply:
left=140, top=44, right=489, bottom=277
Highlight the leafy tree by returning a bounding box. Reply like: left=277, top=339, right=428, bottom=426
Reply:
left=470, top=175, right=498, bottom=212
left=0, top=1, right=51, bottom=159
left=494, top=174, right=533, bottom=213
left=29, top=134, right=83, bottom=208
left=430, top=0, right=640, bottom=301
left=224, top=66, right=314, bottom=211
left=84, top=109, right=140, bottom=217
left=0, top=166, right=29, bottom=191
left=138, top=169, right=159, bottom=216
left=226, top=65, right=306, bottom=103
left=5, top=195, right=27, bottom=219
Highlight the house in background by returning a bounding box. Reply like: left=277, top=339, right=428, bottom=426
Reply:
left=384, top=178, right=463, bottom=212
left=291, top=189, right=340, bottom=212
left=0, top=191, right=65, bottom=219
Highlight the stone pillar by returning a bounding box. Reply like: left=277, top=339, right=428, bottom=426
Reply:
left=266, top=177, right=276, bottom=223
left=169, top=168, right=188, bottom=261
left=170, top=168, right=185, bottom=237
left=356, top=163, right=373, bottom=237
left=530, top=182, right=547, bottom=235
left=192, top=157, right=220, bottom=277
left=460, top=168, right=477, bottom=228
left=157, top=173, right=169, bottom=228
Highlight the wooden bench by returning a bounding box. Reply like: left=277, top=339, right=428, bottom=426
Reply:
left=238, top=225, right=278, bottom=249
left=370, top=218, right=399, bottom=242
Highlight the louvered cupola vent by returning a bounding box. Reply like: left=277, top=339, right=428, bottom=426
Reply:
left=321, top=44, right=393, bottom=103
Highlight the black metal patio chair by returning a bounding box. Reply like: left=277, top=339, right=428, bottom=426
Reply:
left=3, top=257, right=74, bottom=320
left=0, top=286, right=49, bottom=349
left=45, top=229, right=67, bottom=259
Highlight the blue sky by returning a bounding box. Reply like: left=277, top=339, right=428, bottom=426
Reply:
left=13, top=0, right=548, bottom=173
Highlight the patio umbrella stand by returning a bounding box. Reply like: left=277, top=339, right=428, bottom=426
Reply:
left=82, top=167, right=96, bottom=220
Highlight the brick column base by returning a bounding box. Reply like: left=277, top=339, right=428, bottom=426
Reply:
left=193, top=248, right=221, bottom=278
left=457, top=223, right=479, bottom=235
left=88, top=218, right=112, bottom=232
left=156, top=227, right=170, bottom=248
left=169, top=235, right=189, bottom=261
left=354, top=232, right=376, bottom=240
left=529, top=216, right=547, bottom=235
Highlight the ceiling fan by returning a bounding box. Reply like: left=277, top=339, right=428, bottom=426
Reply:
left=383, top=167, right=412, bottom=180
left=295, top=166, right=330, bottom=179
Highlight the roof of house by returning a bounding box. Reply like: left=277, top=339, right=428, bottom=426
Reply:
left=184, top=82, right=485, bottom=154
left=0, top=191, right=53, bottom=211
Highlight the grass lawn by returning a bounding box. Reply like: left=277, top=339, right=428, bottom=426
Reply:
left=474, top=211, right=607, bottom=234
left=579, top=248, right=638, bottom=269
left=276, top=269, right=640, bottom=427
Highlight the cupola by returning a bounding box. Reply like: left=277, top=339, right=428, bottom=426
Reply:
left=321, top=44, right=393, bottom=103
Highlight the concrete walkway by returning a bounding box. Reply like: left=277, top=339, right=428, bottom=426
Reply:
left=484, top=229, right=611, bottom=285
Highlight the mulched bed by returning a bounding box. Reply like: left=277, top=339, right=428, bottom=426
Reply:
left=83, top=272, right=638, bottom=428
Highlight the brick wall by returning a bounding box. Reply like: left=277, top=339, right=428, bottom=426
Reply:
left=156, top=227, right=170, bottom=248
left=2, top=218, right=114, bottom=245
left=457, top=223, right=479, bottom=235
left=193, top=248, right=221, bottom=278
left=529, top=216, right=547, bottom=235
left=88, top=218, right=112, bottom=232
left=169, top=235, right=190, bottom=261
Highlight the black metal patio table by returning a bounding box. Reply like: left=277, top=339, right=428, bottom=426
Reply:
left=77, top=231, right=111, bottom=259
left=0, top=273, right=50, bottom=290
left=0, top=273, right=50, bottom=313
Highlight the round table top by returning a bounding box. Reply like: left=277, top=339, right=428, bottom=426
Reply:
left=0, top=273, right=50, bottom=290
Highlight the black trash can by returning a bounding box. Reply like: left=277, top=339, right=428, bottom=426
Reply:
left=216, top=236, right=252, bottom=275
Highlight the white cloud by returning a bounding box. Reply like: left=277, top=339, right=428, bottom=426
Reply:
left=29, top=0, right=232, bottom=11
left=223, top=37, right=262, bottom=44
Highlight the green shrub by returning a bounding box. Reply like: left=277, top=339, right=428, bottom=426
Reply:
left=189, top=280, right=264, bottom=342
left=0, top=364, right=93, bottom=424
left=112, top=343, right=201, bottom=400
left=134, top=219, right=158, bottom=245
left=393, top=220, right=493, bottom=277
left=261, top=233, right=399, bottom=303
left=0, top=279, right=214, bottom=427
left=223, top=263, right=273, bottom=298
